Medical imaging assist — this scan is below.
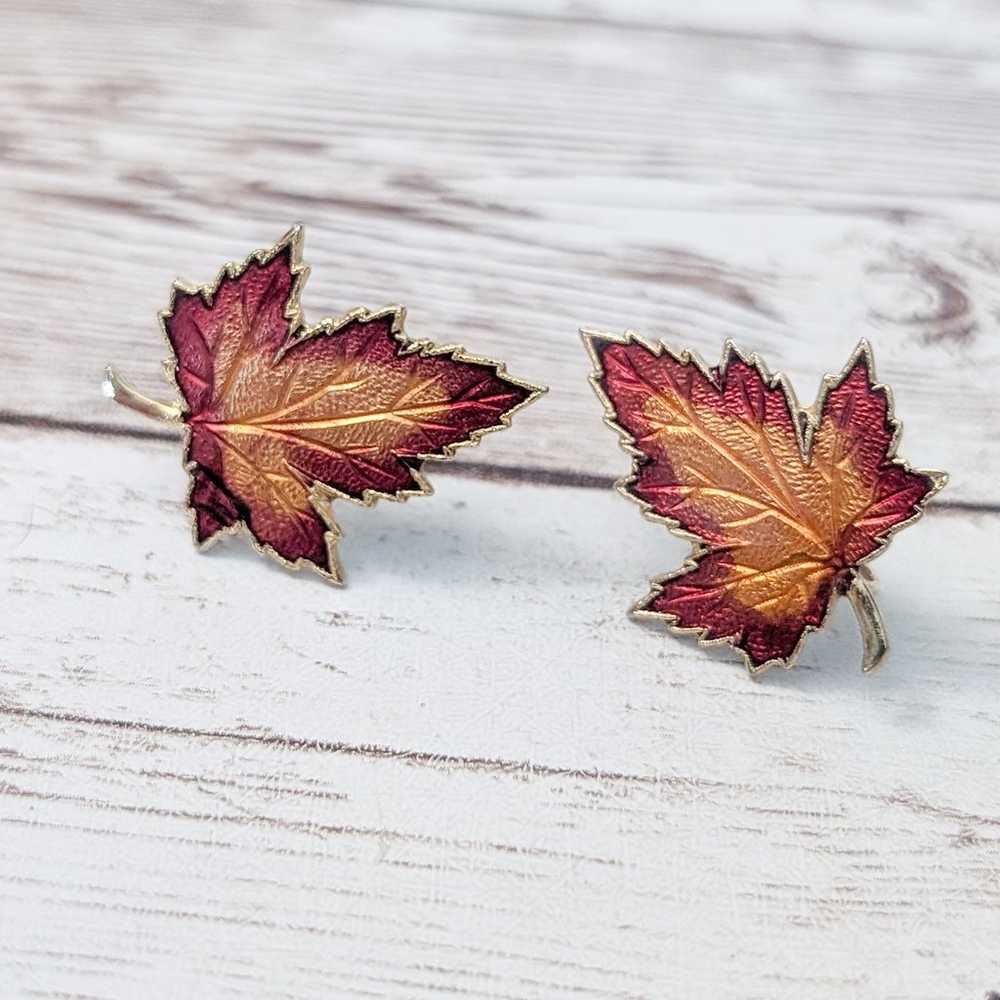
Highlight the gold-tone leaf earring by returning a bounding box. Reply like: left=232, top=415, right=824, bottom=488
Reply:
left=583, top=331, right=946, bottom=676
left=104, top=226, right=545, bottom=582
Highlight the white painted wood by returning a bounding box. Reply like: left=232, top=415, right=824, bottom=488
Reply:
left=411, top=0, right=1000, bottom=56
left=1, top=428, right=997, bottom=998
left=1, top=1, right=998, bottom=500
left=2, top=2, right=999, bottom=996
left=1, top=705, right=998, bottom=1000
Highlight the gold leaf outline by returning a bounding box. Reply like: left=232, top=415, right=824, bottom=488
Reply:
left=582, top=330, right=947, bottom=676
left=158, top=226, right=546, bottom=584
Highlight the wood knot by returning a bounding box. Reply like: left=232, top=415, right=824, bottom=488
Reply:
left=864, top=256, right=974, bottom=344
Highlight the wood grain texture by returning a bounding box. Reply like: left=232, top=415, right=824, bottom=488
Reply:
left=2, top=1, right=999, bottom=996
left=1, top=706, right=997, bottom=1000
left=2, top=0, right=999, bottom=501
left=402, top=0, right=1000, bottom=55
left=1, top=427, right=998, bottom=998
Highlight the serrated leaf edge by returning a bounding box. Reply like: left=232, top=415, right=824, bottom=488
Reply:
left=581, top=328, right=947, bottom=677
left=157, top=226, right=546, bottom=584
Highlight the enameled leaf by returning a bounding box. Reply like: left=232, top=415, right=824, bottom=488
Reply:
left=163, top=229, right=542, bottom=581
left=586, top=334, right=944, bottom=673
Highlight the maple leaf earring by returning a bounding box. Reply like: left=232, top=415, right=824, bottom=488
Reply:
left=582, top=332, right=947, bottom=676
left=103, top=226, right=545, bottom=582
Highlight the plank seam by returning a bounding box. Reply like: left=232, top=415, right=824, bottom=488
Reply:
left=3, top=704, right=999, bottom=831
left=345, top=0, right=990, bottom=59
left=1, top=409, right=993, bottom=511
left=0, top=703, right=672, bottom=786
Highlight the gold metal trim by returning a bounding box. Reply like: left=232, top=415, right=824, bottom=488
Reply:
left=105, top=226, right=546, bottom=583
left=582, top=329, right=947, bottom=677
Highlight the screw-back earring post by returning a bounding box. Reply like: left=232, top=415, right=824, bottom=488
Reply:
left=103, top=365, right=183, bottom=423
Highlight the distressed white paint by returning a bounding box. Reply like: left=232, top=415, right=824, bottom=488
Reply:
left=1, top=1, right=999, bottom=499
left=415, top=0, right=1000, bottom=56
left=1, top=1, right=999, bottom=997
left=0, top=428, right=998, bottom=999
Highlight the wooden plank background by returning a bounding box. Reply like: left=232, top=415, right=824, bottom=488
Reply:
left=1, top=1, right=998, bottom=998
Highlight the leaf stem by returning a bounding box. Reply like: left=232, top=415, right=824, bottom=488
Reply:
left=103, top=366, right=184, bottom=423
left=845, top=572, right=888, bottom=674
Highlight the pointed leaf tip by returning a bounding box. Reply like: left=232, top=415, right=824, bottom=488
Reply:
left=587, top=338, right=943, bottom=673
left=160, top=233, right=541, bottom=581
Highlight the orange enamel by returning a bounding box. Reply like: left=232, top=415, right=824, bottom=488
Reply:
left=593, top=338, right=938, bottom=669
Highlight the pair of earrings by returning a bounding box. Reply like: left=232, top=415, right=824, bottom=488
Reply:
left=105, top=228, right=946, bottom=677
